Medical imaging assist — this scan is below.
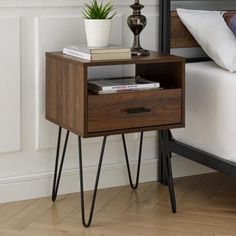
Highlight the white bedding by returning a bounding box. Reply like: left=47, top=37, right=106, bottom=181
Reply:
left=172, top=61, right=236, bottom=163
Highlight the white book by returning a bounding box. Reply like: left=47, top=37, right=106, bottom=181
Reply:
left=63, top=48, right=91, bottom=60
left=63, top=48, right=131, bottom=61
left=88, top=76, right=160, bottom=93
left=64, top=44, right=131, bottom=54
left=96, top=87, right=162, bottom=94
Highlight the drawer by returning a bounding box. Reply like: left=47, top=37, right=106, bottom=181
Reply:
left=87, top=89, right=182, bottom=133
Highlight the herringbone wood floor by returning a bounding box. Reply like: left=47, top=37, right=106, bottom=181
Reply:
left=0, top=172, right=236, bottom=235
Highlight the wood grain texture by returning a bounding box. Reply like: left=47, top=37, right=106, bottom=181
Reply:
left=46, top=55, right=86, bottom=136
left=1, top=173, right=236, bottom=235
left=46, top=51, right=185, bottom=67
left=171, top=11, right=199, bottom=49
left=88, top=89, right=182, bottom=133
left=46, top=52, right=185, bottom=137
left=136, top=61, right=185, bottom=126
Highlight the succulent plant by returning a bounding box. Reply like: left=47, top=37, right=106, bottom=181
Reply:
left=82, top=0, right=116, bottom=19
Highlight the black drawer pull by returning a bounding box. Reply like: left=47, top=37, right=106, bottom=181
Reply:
left=126, top=107, right=151, bottom=114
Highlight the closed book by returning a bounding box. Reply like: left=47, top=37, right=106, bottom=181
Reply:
left=94, top=87, right=162, bottom=95
left=64, top=44, right=131, bottom=54
left=63, top=48, right=91, bottom=60
left=63, top=48, right=131, bottom=61
left=88, top=76, right=160, bottom=93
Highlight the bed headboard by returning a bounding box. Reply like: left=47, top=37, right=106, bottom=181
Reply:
left=170, top=11, right=199, bottom=49
left=159, top=0, right=236, bottom=61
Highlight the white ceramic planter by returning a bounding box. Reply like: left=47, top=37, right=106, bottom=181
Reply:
left=84, top=19, right=112, bottom=47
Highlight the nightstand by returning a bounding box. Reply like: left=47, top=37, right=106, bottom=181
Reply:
left=46, top=51, right=185, bottom=227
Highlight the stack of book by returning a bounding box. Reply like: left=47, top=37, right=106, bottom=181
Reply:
left=63, top=44, right=131, bottom=61
left=88, top=76, right=160, bottom=94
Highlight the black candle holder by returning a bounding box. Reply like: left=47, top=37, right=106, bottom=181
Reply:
left=127, top=0, right=150, bottom=56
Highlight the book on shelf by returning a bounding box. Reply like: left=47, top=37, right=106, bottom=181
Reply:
left=88, top=76, right=160, bottom=94
left=63, top=44, right=131, bottom=61
left=94, top=87, right=162, bottom=95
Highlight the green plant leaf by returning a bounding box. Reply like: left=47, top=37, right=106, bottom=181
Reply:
left=82, top=0, right=116, bottom=19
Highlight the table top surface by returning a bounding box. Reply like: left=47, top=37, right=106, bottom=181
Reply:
left=46, top=51, right=185, bottom=67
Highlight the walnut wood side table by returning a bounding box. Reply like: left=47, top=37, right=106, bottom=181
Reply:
left=45, top=51, right=185, bottom=227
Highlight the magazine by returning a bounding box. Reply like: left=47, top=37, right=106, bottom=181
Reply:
left=88, top=76, right=160, bottom=94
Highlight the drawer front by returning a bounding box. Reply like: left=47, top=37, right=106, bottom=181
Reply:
left=88, top=89, right=182, bottom=133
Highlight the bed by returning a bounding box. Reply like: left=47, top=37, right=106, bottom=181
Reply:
left=158, top=0, right=236, bottom=212
left=173, top=61, right=236, bottom=164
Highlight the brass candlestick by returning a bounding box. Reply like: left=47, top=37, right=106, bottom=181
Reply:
left=127, top=0, right=150, bottom=56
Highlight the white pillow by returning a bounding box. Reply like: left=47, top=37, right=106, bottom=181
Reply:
left=177, top=8, right=236, bottom=72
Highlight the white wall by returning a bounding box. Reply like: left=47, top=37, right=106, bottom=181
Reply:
left=0, top=0, right=213, bottom=203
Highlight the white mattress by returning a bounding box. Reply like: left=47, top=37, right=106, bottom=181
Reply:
left=172, top=61, right=236, bottom=163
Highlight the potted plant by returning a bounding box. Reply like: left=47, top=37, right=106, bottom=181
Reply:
left=82, top=0, right=116, bottom=47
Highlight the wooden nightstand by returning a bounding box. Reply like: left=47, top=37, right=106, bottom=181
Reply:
left=46, top=51, right=185, bottom=227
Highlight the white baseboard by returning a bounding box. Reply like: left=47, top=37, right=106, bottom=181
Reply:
left=0, top=156, right=214, bottom=203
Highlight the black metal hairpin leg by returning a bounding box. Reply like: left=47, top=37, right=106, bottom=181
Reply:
left=158, top=131, right=168, bottom=185
left=78, top=136, right=107, bottom=228
left=122, top=132, right=143, bottom=189
left=161, top=130, right=176, bottom=213
left=52, top=126, right=70, bottom=201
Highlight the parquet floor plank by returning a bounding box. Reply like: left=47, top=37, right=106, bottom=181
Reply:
left=0, top=199, right=34, bottom=225
left=0, top=173, right=235, bottom=235
left=0, top=197, right=52, bottom=230
left=98, top=182, right=152, bottom=215
left=65, top=186, right=125, bottom=221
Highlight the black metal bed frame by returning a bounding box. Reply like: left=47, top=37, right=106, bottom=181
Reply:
left=158, top=0, right=236, bottom=190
